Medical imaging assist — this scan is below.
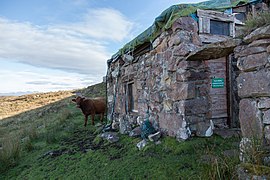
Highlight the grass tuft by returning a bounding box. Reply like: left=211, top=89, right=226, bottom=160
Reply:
left=243, top=11, right=270, bottom=36
left=0, top=135, right=21, bottom=172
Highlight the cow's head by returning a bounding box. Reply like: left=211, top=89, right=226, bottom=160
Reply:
left=71, top=96, right=85, bottom=108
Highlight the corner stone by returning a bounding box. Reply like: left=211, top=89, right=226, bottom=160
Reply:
left=239, top=99, right=263, bottom=138
left=237, top=69, right=270, bottom=98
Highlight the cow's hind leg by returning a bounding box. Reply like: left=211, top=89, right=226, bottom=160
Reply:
left=91, top=114, right=95, bottom=125
left=84, top=115, right=88, bottom=127
left=100, top=113, right=104, bottom=123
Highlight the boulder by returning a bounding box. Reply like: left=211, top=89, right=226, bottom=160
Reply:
left=239, top=99, right=263, bottom=138
left=119, top=117, right=132, bottom=134
left=263, top=110, right=270, bottom=124
left=186, top=39, right=241, bottom=61
left=137, top=139, right=148, bottom=151
left=258, top=98, right=270, bottom=109
left=100, top=132, right=119, bottom=143
left=195, top=120, right=214, bottom=137
left=237, top=52, right=268, bottom=72
left=237, top=69, right=270, bottom=98
left=171, top=17, right=198, bottom=33
left=234, top=46, right=267, bottom=58
left=248, top=38, right=270, bottom=47
left=129, top=126, right=142, bottom=137
left=173, top=43, right=198, bottom=57
left=244, top=25, right=270, bottom=43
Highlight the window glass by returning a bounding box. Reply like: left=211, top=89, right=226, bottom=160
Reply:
left=210, top=20, right=230, bottom=36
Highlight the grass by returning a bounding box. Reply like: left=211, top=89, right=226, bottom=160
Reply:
left=0, top=83, right=242, bottom=179
left=243, top=11, right=270, bottom=36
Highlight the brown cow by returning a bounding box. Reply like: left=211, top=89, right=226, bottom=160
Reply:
left=72, top=96, right=106, bottom=126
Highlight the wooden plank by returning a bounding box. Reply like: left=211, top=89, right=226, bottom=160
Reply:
left=199, top=17, right=203, bottom=33
left=202, top=17, right=210, bottom=33
left=197, top=9, right=234, bottom=22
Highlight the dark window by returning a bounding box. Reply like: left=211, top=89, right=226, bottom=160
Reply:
left=133, top=42, right=152, bottom=57
left=127, top=82, right=134, bottom=112
left=210, top=20, right=230, bottom=36
left=235, top=13, right=246, bottom=22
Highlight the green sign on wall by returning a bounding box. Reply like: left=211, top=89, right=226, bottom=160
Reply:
left=212, top=78, right=224, bottom=88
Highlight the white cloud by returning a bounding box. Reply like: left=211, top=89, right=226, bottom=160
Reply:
left=0, top=8, right=134, bottom=76
left=0, top=67, right=97, bottom=93
left=66, top=8, right=134, bottom=41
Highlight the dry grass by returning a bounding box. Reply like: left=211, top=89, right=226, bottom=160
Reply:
left=243, top=11, right=270, bottom=36
left=0, top=91, right=73, bottom=120
left=0, top=135, right=21, bottom=172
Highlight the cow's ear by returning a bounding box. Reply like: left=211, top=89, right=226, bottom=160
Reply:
left=71, top=98, right=76, bottom=102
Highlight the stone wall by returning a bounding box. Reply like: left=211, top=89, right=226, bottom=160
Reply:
left=107, top=17, right=234, bottom=140
left=236, top=25, right=270, bottom=157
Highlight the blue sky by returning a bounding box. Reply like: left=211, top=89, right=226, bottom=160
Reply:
left=0, top=0, right=207, bottom=94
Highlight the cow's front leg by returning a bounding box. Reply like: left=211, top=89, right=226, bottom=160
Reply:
left=84, top=115, right=88, bottom=127
left=91, top=113, right=95, bottom=125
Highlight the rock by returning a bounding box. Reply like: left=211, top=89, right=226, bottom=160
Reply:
left=158, top=113, right=184, bottom=137
left=267, top=45, right=270, bottom=53
left=155, top=37, right=168, bottom=53
left=185, top=98, right=209, bottom=115
left=223, top=149, right=239, bottom=158
left=100, top=132, right=119, bottom=143
left=112, top=121, right=119, bottom=130
left=265, top=126, right=270, bottom=144
left=148, top=131, right=161, bottom=142
left=186, top=39, right=241, bottom=61
left=234, top=46, right=267, bottom=58
left=258, top=98, right=270, bottom=109
left=248, top=38, right=270, bottom=47
left=137, top=139, right=148, bottom=151
left=264, top=156, right=270, bottom=166
left=199, top=34, right=232, bottom=44
left=176, top=120, right=191, bottom=141
left=237, top=69, right=270, bottom=98
left=237, top=52, right=268, bottom=72
left=239, top=99, right=263, bottom=138
left=244, top=25, right=270, bottom=43
left=129, top=126, right=142, bottom=137
left=263, top=111, right=270, bottom=124
left=168, top=31, right=190, bottom=47
left=155, top=140, right=162, bottom=145
left=173, top=43, right=198, bottom=57
left=214, top=129, right=241, bottom=139
left=119, top=117, right=132, bottom=134
left=195, top=121, right=214, bottom=137
left=168, top=82, right=195, bottom=101
left=171, top=17, right=198, bottom=33
left=152, top=37, right=162, bottom=49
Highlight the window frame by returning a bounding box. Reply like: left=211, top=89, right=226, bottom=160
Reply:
left=197, top=9, right=235, bottom=37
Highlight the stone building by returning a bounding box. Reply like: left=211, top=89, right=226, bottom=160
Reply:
left=106, top=0, right=270, bottom=141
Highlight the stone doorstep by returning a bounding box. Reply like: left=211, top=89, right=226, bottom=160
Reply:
left=214, top=128, right=241, bottom=139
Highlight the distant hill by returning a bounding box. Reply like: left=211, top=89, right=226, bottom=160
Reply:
left=0, top=82, right=106, bottom=120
